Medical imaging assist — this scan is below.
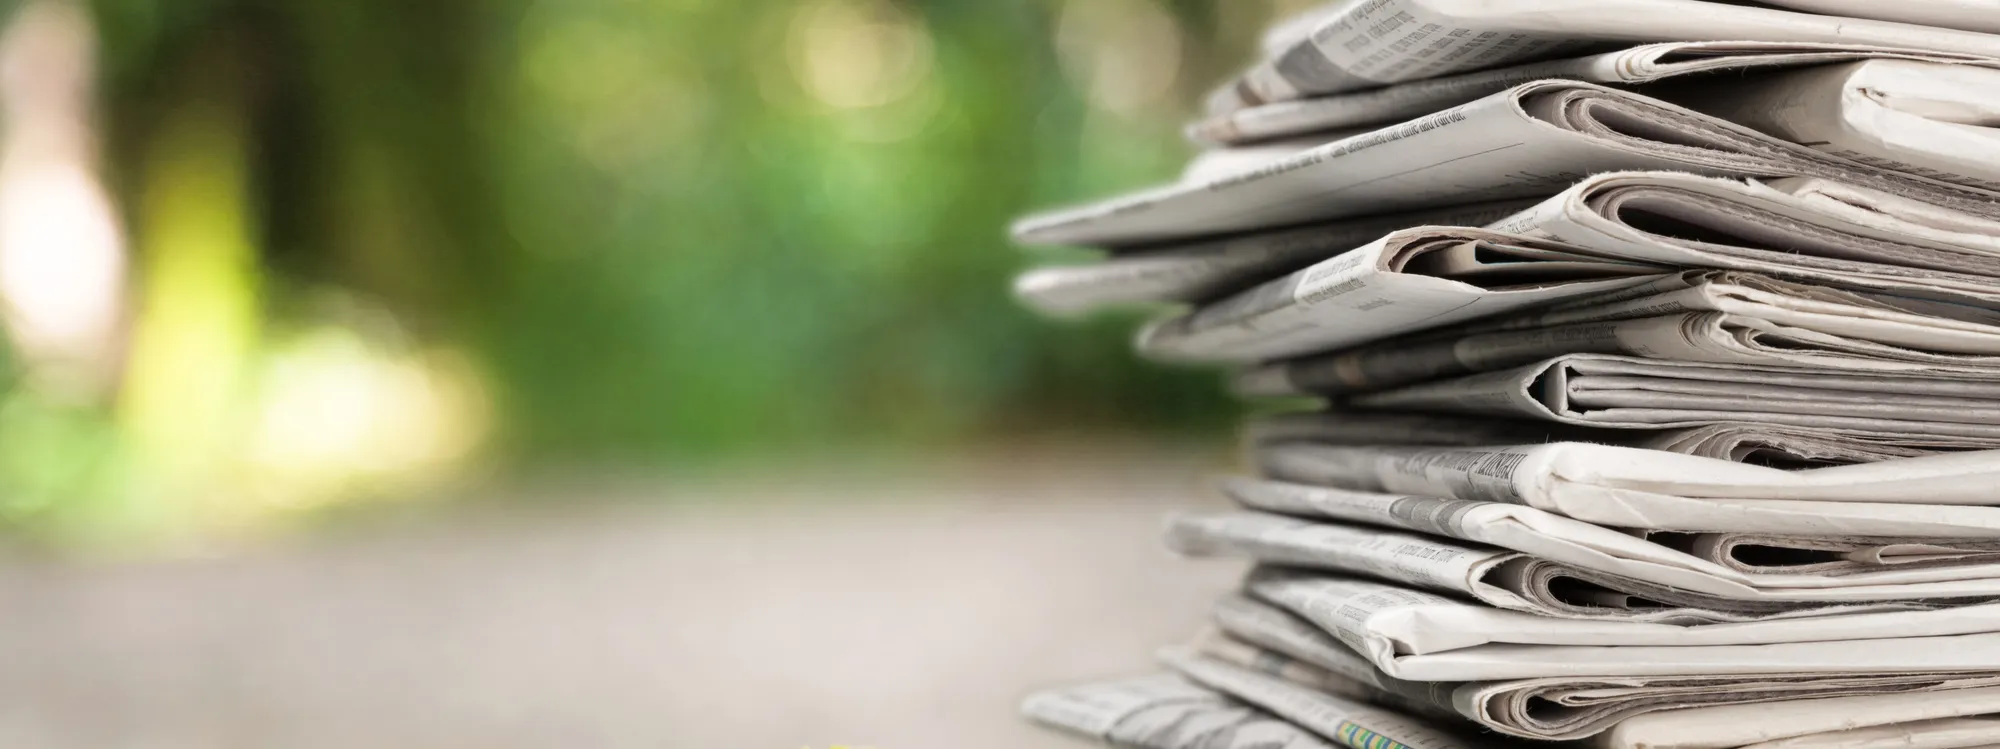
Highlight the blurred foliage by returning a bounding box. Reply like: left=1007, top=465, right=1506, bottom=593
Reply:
left=0, top=0, right=1317, bottom=539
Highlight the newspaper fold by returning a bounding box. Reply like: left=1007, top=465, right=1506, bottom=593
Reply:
left=1233, top=268, right=2000, bottom=393
left=1350, top=354, right=2000, bottom=439
left=1239, top=568, right=2000, bottom=681
left=1171, top=508, right=2000, bottom=608
left=1158, top=647, right=1487, bottom=749
left=1210, top=0, right=2000, bottom=114
left=1016, top=81, right=2000, bottom=248
left=1020, top=674, right=1335, bottom=749
left=1205, top=601, right=2000, bottom=747
left=1192, top=43, right=2000, bottom=146
left=1747, top=0, right=2000, bottom=34
left=1013, top=201, right=1537, bottom=316
left=1220, top=477, right=2000, bottom=594
left=1243, top=409, right=1608, bottom=448
left=1135, top=227, right=1665, bottom=363
left=1633, top=423, right=1995, bottom=465
left=1257, top=441, right=2000, bottom=536
left=1244, top=409, right=1998, bottom=464
left=1187, top=175, right=2000, bottom=365
left=1738, top=716, right=2000, bottom=749
left=1662, top=532, right=2000, bottom=577
left=1659, top=60, right=2000, bottom=192
left=1488, top=173, right=2000, bottom=297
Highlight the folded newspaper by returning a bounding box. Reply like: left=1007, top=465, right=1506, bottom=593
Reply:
left=1192, top=43, right=2000, bottom=146
left=1195, top=615, right=2000, bottom=749
left=1012, top=3, right=2000, bottom=749
left=1206, top=597, right=2000, bottom=743
left=1015, top=82, right=2000, bottom=247
left=1013, top=200, right=1537, bottom=316
left=1209, top=0, right=2000, bottom=114
left=1021, top=674, right=1335, bottom=749
left=1167, top=510, right=2000, bottom=606
left=1352, top=354, right=2000, bottom=437
left=1154, top=174, right=2000, bottom=364
left=1257, top=441, right=2000, bottom=536
left=1241, top=410, right=2000, bottom=465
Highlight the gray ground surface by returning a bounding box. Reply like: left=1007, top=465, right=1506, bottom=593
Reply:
left=0, top=444, right=1246, bottom=749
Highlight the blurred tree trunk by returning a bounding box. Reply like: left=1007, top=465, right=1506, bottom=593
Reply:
left=90, top=0, right=500, bottom=344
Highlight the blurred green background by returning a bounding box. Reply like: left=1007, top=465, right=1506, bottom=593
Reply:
left=0, top=0, right=1322, bottom=543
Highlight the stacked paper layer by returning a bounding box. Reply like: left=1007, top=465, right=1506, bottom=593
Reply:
left=1007, top=1, right=2000, bottom=749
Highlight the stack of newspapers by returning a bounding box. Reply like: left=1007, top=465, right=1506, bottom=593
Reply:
left=1007, top=2, right=2000, bottom=749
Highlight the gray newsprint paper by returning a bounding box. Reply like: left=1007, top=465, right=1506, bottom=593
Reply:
left=1020, top=674, right=1335, bottom=749
left=1133, top=227, right=1665, bottom=364
left=1157, top=647, right=1485, bottom=749
left=1193, top=43, right=2000, bottom=146
left=1352, top=353, right=2000, bottom=440
left=1242, top=410, right=1611, bottom=449
left=1236, top=568, right=2000, bottom=681
left=1218, top=477, right=2000, bottom=595
left=1629, top=423, right=1998, bottom=464
left=1204, top=599, right=2000, bottom=747
left=1732, top=716, right=2000, bottom=749
left=1660, top=60, right=2000, bottom=192
left=1013, top=82, right=2000, bottom=248
left=1168, top=509, right=2000, bottom=608
left=1150, top=174, right=2000, bottom=364
left=1240, top=410, right=1989, bottom=465
left=1209, top=0, right=2000, bottom=115
left=1013, top=201, right=1536, bottom=317
left=1233, top=265, right=2000, bottom=394
left=1483, top=173, right=2000, bottom=302
left=1257, top=441, right=2000, bottom=537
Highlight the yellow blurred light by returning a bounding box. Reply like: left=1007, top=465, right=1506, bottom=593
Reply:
left=244, top=328, right=487, bottom=508
left=119, top=100, right=262, bottom=491
left=788, top=0, right=935, bottom=111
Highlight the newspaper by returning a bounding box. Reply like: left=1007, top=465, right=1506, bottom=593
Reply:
left=1220, top=477, right=2000, bottom=594
left=1156, top=647, right=1487, bottom=749
left=1206, top=601, right=2000, bottom=746
left=1020, top=674, right=1336, bottom=749
left=1208, top=0, right=2000, bottom=114
left=1603, top=695, right=2000, bottom=749
left=1487, top=173, right=2000, bottom=299
left=1013, top=201, right=1538, bottom=316
left=1230, top=271, right=2000, bottom=394
left=1244, top=409, right=1997, bottom=465
left=1014, top=81, right=2000, bottom=248
left=1243, top=410, right=1611, bottom=448
left=1239, top=568, right=2000, bottom=681
left=1735, top=717, right=2000, bottom=749
left=1455, top=272, right=2000, bottom=352
left=1133, top=228, right=1665, bottom=363
left=1749, top=0, right=2000, bottom=34
left=1151, top=175, right=2000, bottom=364
left=1193, top=42, right=2000, bottom=146
left=1351, top=354, right=2000, bottom=438
left=1176, top=140, right=1326, bottom=186
left=1165, top=511, right=1980, bottom=617
left=1631, top=423, right=1999, bottom=465
left=1666, top=533, right=2000, bottom=577
left=1257, top=441, right=2000, bottom=536
left=1233, top=309, right=2000, bottom=396
left=1775, top=177, right=2000, bottom=238
left=1659, top=60, right=2000, bottom=192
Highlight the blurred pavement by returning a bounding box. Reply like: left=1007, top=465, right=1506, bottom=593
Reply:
left=0, top=442, right=1246, bottom=749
